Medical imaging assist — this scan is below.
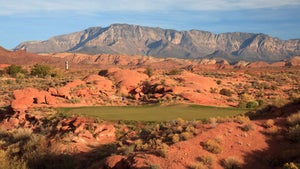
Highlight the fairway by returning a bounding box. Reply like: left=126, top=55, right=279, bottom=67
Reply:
left=58, top=104, right=247, bottom=121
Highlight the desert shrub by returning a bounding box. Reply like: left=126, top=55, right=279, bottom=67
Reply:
left=263, top=119, right=275, bottom=128
left=233, top=115, right=250, bottom=124
left=246, top=101, right=259, bottom=109
left=172, top=134, right=180, bottom=143
left=271, top=97, right=289, bottom=108
left=209, top=117, right=218, bottom=128
left=118, top=144, right=135, bottom=155
left=287, top=125, right=300, bottom=142
left=0, top=128, right=47, bottom=169
left=157, top=143, right=169, bottom=158
left=210, top=87, right=218, bottom=93
left=197, top=155, right=214, bottom=166
left=180, top=131, right=193, bottom=140
left=219, top=88, right=233, bottom=97
left=145, top=67, right=154, bottom=77
left=201, top=139, right=222, bottom=154
left=150, top=164, right=161, bottom=169
left=287, top=111, right=300, bottom=126
left=5, top=64, right=27, bottom=77
left=216, top=116, right=233, bottom=123
left=216, top=80, right=222, bottom=85
left=240, top=123, right=253, bottom=132
left=0, top=149, right=27, bottom=169
left=30, top=64, right=52, bottom=78
left=221, top=156, right=241, bottom=169
left=166, top=69, right=182, bottom=75
left=190, top=162, right=209, bottom=169
left=69, top=97, right=81, bottom=104
left=264, top=126, right=279, bottom=135
left=283, top=162, right=300, bottom=169
left=237, top=101, right=247, bottom=108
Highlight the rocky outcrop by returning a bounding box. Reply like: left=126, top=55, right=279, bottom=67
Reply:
left=14, top=24, right=300, bottom=62
left=11, top=88, right=56, bottom=111
left=100, top=68, right=149, bottom=96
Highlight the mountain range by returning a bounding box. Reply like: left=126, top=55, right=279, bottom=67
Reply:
left=14, top=24, right=300, bottom=62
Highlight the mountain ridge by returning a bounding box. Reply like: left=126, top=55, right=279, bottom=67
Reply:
left=14, top=23, right=300, bottom=62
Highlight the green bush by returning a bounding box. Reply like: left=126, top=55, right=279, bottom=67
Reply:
left=5, top=64, right=27, bottom=77
left=219, top=88, right=233, bottom=97
left=246, top=101, right=259, bottom=109
left=166, top=69, right=182, bottom=75
left=30, top=64, right=52, bottom=78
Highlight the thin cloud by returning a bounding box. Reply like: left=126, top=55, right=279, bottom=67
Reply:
left=0, top=0, right=299, bottom=16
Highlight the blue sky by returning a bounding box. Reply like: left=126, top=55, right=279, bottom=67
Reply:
left=0, top=0, right=300, bottom=49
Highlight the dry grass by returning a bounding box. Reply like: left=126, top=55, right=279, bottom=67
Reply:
left=287, top=111, right=300, bottom=126
left=201, top=139, right=222, bottom=154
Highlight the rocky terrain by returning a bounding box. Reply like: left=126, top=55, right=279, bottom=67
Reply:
left=0, top=46, right=300, bottom=169
left=14, top=24, right=300, bottom=62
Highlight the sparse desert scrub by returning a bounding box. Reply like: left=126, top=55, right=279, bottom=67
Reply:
left=5, top=64, right=28, bottom=78
left=287, top=111, right=300, bottom=126
left=166, top=69, right=182, bottom=75
left=216, top=116, right=233, bottom=123
left=197, top=155, right=214, bottom=167
left=245, top=101, right=259, bottom=108
left=150, top=164, right=161, bottom=169
left=240, top=123, right=253, bottom=132
left=283, top=162, right=300, bottom=169
left=287, top=125, right=300, bottom=142
left=264, top=126, right=279, bottom=135
left=219, top=88, right=233, bottom=97
left=209, top=117, right=218, bottom=128
left=201, top=139, right=222, bottom=154
left=233, top=115, right=250, bottom=124
left=190, top=162, right=210, bottom=169
left=221, top=156, right=241, bottom=169
left=180, top=131, right=194, bottom=140
left=262, top=119, right=275, bottom=128
left=30, top=64, right=53, bottom=78
left=144, top=67, right=154, bottom=77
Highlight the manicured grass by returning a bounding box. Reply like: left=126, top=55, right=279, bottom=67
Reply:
left=57, top=104, right=247, bottom=121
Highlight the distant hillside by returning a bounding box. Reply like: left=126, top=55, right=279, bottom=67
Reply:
left=0, top=46, right=62, bottom=65
left=14, top=24, right=300, bottom=62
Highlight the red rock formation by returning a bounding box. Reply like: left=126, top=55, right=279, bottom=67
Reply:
left=11, top=88, right=56, bottom=111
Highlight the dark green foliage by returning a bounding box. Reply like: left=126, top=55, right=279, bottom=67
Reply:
left=216, top=80, right=222, bottom=85
left=219, top=88, right=233, bottom=97
left=246, top=101, right=259, bottom=109
left=166, top=69, right=182, bottom=75
left=5, top=64, right=27, bottom=77
left=30, top=64, right=52, bottom=78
